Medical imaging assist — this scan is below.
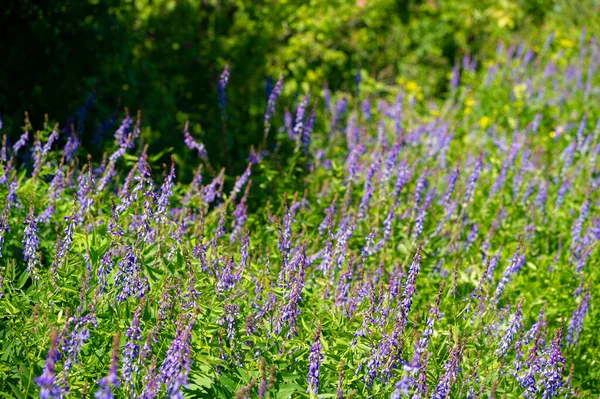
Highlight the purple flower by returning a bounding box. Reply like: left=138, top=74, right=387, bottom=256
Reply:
left=358, top=154, right=382, bottom=219
left=114, top=110, right=133, bottom=147
left=413, top=168, right=429, bottom=211
left=122, top=300, right=145, bottom=386
left=345, top=144, right=365, bottom=184
left=463, top=154, right=483, bottom=203
left=24, top=198, right=39, bottom=279
left=496, top=298, right=524, bottom=357
left=293, top=92, right=311, bottom=142
left=138, top=355, right=159, bottom=399
left=362, top=96, right=372, bottom=122
left=493, top=242, right=525, bottom=304
left=441, top=161, right=460, bottom=209
left=7, top=176, right=18, bottom=208
left=302, top=104, right=317, bottom=154
left=218, top=64, right=230, bottom=110
left=12, top=130, right=29, bottom=153
left=276, top=249, right=306, bottom=338
left=401, top=245, right=422, bottom=318
left=307, top=326, right=324, bottom=395
left=265, top=73, right=284, bottom=134
left=431, top=339, right=463, bottom=399
left=571, top=198, right=590, bottom=250
left=232, top=163, right=252, bottom=197
left=330, top=96, right=348, bottom=135
left=183, top=121, right=208, bottom=159
left=95, top=335, right=121, bottom=399
left=450, top=62, right=461, bottom=90
left=0, top=199, right=9, bottom=257
left=63, top=134, right=80, bottom=162
left=413, top=187, right=436, bottom=238
left=114, top=246, right=148, bottom=302
left=160, top=317, right=194, bottom=398
left=157, top=157, right=176, bottom=216
left=35, top=329, right=62, bottom=399
left=542, top=328, right=566, bottom=399
left=202, top=168, right=224, bottom=205
left=381, top=141, right=402, bottom=186
left=566, top=285, right=590, bottom=346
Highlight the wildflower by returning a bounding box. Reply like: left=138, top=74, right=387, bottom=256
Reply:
left=0, top=199, right=9, bottom=257
left=202, top=168, right=225, bottom=204
left=114, top=246, right=148, bottom=302
left=463, top=154, right=483, bottom=203
left=264, top=73, right=284, bottom=136
left=95, top=334, right=121, bottom=399
left=157, top=157, right=176, bottom=216
left=431, top=337, right=463, bottom=399
left=35, top=328, right=62, bottom=399
left=122, top=299, right=145, bottom=387
left=413, top=168, right=429, bottom=211
left=441, top=161, right=460, bottom=209
left=139, top=355, right=159, bottom=399
left=293, top=92, right=311, bottom=141
left=496, top=298, right=524, bottom=357
left=402, top=245, right=422, bottom=318
left=358, top=154, right=382, bottom=219
left=232, top=163, right=252, bottom=197
left=336, top=360, right=345, bottom=399
left=542, top=328, right=566, bottom=399
left=570, top=198, right=590, bottom=250
left=114, top=109, right=133, bottom=147
left=63, top=133, right=80, bottom=162
left=218, top=64, right=230, bottom=111
left=381, top=141, right=402, bottom=186
left=12, top=130, right=29, bottom=153
left=276, top=248, right=306, bottom=338
left=451, top=62, right=460, bottom=91
left=160, top=317, right=194, bottom=398
left=183, top=121, right=207, bottom=159
left=302, top=104, right=317, bottom=154
left=566, top=285, right=591, bottom=346
left=493, top=241, right=525, bottom=304
left=24, top=197, right=39, bottom=279
left=307, top=326, right=324, bottom=395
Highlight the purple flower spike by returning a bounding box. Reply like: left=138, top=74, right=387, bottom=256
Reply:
left=567, top=285, right=591, bottom=346
left=401, top=245, right=422, bottom=318
left=95, top=334, right=121, bottom=399
left=218, top=64, right=230, bottom=110
left=35, top=329, right=62, bottom=399
left=307, top=326, right=324, bottom=395
left=183, top=121, right=208, bottom=159
left=265, top=73, right=285, bottom=134
left=24, top=197, right=40, bottom=279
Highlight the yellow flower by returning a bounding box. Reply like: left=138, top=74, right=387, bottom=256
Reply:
left=549, top=131, right=556, bottom=138
left=464, top=108, right=472, bottom=115
left=430, top=109, right=440, bottom=116
left=513, top=83, right=527, bottom=100
left=405, top=81, right=419, bottom=93
left=479, top=116, right=491, bottom=129
left=465, top=97, right=476, bottom=107
left=559, top=39, right=575, bottom=48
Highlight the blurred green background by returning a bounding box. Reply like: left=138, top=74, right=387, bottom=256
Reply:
left=1, top=0, right=598, bottom=177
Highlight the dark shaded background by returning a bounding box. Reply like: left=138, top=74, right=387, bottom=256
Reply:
left=0, top=0, right=569, bottom=177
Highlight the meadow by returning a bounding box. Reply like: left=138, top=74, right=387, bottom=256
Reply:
left=0, top=29, right=598, bottom=398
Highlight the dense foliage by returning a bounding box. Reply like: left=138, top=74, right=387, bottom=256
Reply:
left=0, top=29, right=599, bottom=399
left=3, top=0, right=599, bottom=174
